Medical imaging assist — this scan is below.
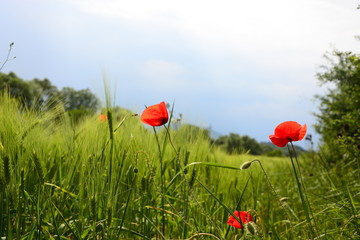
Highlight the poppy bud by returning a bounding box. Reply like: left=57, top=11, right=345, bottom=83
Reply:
left=240, top=161, right=252, bottom=170
left=246, top=222, right=257, bottom=235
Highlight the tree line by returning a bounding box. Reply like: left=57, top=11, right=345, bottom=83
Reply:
left=0, top=72, right=99, bottom=121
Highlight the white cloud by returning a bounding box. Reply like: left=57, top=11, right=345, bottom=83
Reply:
left=141, top=59, right=185, bottom=83
left=65, top=0, right=360, bottom=69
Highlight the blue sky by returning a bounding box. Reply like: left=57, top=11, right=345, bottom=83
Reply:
left=1, top=0, right=360, bottom=148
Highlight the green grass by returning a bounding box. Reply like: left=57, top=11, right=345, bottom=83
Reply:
left=0, top=93, right=359, bottom=239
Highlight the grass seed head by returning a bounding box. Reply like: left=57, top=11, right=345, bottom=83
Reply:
left=280, top=197, right=289, bottom=202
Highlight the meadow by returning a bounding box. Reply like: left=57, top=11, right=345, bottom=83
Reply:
left=0, top=93, right=359, bottom=240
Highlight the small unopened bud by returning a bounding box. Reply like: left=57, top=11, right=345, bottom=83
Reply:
left=240, top=161, right=252, bottom=170
left=280, top=197, right=289, bottom=202
left=246, top=222, right=257, bottom=235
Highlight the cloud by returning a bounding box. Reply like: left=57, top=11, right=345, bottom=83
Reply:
left=140, top=59, right=185, bottom=85
left=65, top=0, right=360, bottom=67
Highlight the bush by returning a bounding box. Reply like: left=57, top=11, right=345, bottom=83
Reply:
left=315, top=51, right=360, bottom=163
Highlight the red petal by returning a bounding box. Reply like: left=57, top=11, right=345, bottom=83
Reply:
left=227, top=215, right=242, bottom=229
left=140, top=102, right=169, bottom=126
left=296, top=124, right=307, bottom=141
left=274, top=121, right=302, bottom=140
left=269, top=134, right=289, bottom=147
left=239, top=211, right=253, bottom=224
left=227, top=211, right=253, bottom=229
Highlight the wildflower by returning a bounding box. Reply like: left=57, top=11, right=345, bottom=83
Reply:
left=227, top=211, right=253, bottom=229
left=269, top=121, right=307, bottom=147
left=99, top=114, right=107, bottom=122
left=140, top=101, right=168, bottom=127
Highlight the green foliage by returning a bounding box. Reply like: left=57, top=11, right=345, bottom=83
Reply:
left=0, top=93, right=359, bottom=239
left=214, top=133, right=264, bottom=155
left=60, top=87, right=99, bottom=111
left=315, top=51, right=360, bottom=163
left=0, top=72, right=35, bottom=108
left=266, top=149, right=283, bottom=157
left=0, top=72, right=100, bottom=121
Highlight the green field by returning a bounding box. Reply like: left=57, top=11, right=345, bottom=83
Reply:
left=0, top=93, right=359, bottom=239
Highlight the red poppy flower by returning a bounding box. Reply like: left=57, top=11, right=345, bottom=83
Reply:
left=140, top=101, right=169, bottom=127
left=269, top=121, right=307, bottom=147
left=99, top=114, right=107, bottom=122
left=227, top=211, right=253, bottom=229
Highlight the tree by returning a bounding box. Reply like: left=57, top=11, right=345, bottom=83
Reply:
left=31, top=78, right=60, bottom=108
left=0, top=72, right=100, bottom=121
left=0, top=72, right=35, bottom=108
left=60, top=87, right=99, bottom=111
left=214, top=133, right=263, bottom=155
left=315, top=51, right=360, bottom=163
left=60, top=87, right=100, bottom=122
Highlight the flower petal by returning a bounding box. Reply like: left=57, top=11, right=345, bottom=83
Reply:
left=239, top=211, right=253, bottom=224
left=296, top=124, right=307, bottom=141
left=227, top=215, right=242, bottom=229
left=140, top=101, right=169, bottom=126
left=274, top=121, right=303, bottom=140
left=269, top=134, right=289, bottom=147
left=227, top=211, right=253, bottom=229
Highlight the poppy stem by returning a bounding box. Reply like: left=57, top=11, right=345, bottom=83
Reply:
left=290, top=142, right=320, bottom=236
left=152, top=127, right=162, bottom=161
left=287, top=143, right=316, bottom=238
left=152, top=127, right=166, bottom=236
left=164, top=125, right=177, bottom=154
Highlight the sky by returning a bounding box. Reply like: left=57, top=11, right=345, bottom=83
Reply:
left=1, top=0, right=360, bottom=149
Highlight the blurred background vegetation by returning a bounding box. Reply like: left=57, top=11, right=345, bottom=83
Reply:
left=1, top=47, right=359, bottom=162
